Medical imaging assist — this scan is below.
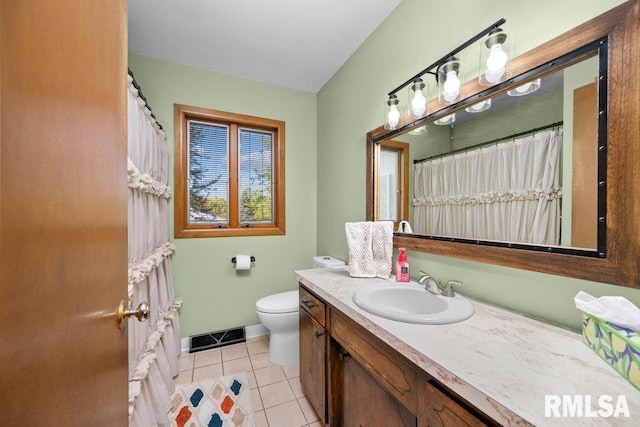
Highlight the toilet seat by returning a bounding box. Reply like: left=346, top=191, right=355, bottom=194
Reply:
left=256, top=290, right=298, bottom=314
left=256, top=291, right=298, bottom=314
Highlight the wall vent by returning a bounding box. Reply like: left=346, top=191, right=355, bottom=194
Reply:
left=189, top=327, right=246, bottom=353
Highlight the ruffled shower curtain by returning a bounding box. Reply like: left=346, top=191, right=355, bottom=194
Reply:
left=127, top=74, right=183, bottom=426
left=413, top=128, right=562, bottom=245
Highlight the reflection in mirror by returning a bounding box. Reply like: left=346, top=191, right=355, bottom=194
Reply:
left=384, top=43, right=605, bottom=255
left=367, top=1, right=640, bottom=288
left=374, top=140, right=409, bottom=228
left=379, top=149, right=399, bottom=220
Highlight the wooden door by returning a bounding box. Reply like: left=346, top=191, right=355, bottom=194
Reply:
left=334, top=346, right=416, bottom=427
left=571, top=81, right=598, bottom=249
left=0, top=1, right=128, bottom=425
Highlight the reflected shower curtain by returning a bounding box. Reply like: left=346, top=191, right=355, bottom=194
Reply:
left=127, top=74, right=182, bottom=426
left=413, top=129, right=562, bottom=245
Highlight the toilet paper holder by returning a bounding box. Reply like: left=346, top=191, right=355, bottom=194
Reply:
left=231, top=256, right=255, bottom=264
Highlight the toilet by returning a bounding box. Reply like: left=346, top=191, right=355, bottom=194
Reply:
left=256, top=256, right=345, bottom=365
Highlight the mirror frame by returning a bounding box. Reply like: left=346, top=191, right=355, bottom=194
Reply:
left=366, top=0, right=640, bottom=289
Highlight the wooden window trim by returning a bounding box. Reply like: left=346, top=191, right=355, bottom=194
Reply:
left=174, top=103, right=285, bottom=238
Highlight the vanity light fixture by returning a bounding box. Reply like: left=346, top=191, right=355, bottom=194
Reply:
left=410, top=78, right=428, bottom=118
left=408, top=125, right=427, bottom=135
left=383, top=18, right=507, bottom=134
left=465, top=98, right=492, bottom=113
left=507, top=78, right=541, bottom=96
left=437, top=57, right=462, bottom=105
left=479, top=28, right=512, bottom=85
left=434, top=113, right=456, bottom=125
left=384, top=94, right=401, bottom=130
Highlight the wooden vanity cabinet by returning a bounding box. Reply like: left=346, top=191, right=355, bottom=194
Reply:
left=420, top=379, right=496, bottom=427
left=299, top=286, right=327, bottom=423
left=330, top=310, right=417, bottom=426
left=299, top=283, right=496, bottom=426
left=330, top=343, right=416, bottom=426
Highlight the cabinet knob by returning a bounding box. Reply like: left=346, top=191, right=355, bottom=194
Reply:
left=301, top=300, right=315, bottom=309
left=338, top=349, right=351, bottom=362
left=315, top=331, right=324, bottom=338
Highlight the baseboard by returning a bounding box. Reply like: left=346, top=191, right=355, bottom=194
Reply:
left=180, top=323, right=268, bottom=354
left=181, top=337, right=190, bottom=354
left=245, top=323, right=269, bottom=339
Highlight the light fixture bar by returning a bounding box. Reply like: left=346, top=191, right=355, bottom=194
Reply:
left=387, top=18, right=506, bottom=96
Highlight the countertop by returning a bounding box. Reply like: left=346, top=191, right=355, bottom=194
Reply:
left=294, top=267, right=640, bottom=426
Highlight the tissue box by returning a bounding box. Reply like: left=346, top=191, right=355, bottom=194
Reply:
left=582, top=313, right=640, bottom=391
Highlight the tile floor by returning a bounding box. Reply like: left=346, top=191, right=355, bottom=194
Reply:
left=174, top=335, right=323, bottom=427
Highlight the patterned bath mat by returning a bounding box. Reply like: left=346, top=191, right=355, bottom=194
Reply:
left=169, top=372, right=255, bottom=427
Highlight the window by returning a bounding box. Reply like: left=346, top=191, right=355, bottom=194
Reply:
left=379, top=148, right=400, bottom=221
left=174, top=104, right=285, bottom=237
left=367, top=139, right=409, bottom=230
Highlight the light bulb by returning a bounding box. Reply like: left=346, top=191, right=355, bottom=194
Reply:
left=408, top=125, right=427, bottom=135
left=485, top=69, right=505, bottom=84
left=484, top=45, right=507, bottom=83
left=411, top=89, right=426, bottom=117
left=443, top=71, right=460, bottom=102
left=465, top=98, right=491, bottom=113
left=507, top=78, right=541, bottom=96
left=435, top=113, right=455, bottom=125
left=486, top=44, right=508, bottom=71
left=387, top=105, right=400, bottom=128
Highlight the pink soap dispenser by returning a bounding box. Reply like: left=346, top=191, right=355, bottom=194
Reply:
left=395, top=248, right=410, bottom=282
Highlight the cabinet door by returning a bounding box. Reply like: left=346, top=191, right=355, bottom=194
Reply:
left=422, top=381, right=489, bottom=427
left=300, top=308, right=326, bottom=422
left=335, top=347, right=416, bottom=427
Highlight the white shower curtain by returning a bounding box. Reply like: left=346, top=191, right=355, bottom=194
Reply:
left=413, top=128, right=562, bottom=245
left=127, top=74, right=182, bottom=426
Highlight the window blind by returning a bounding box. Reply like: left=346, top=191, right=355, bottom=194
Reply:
left=187, top=120, right=229, bottom=224
left=239, top=128, right=274, bottom=223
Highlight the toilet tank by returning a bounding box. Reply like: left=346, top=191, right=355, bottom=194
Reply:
left=313, top=256, right=345, bottom=269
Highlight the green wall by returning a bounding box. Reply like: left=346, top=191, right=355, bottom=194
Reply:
left=317, top=0, right=640, bottom=331
left=128, top=54, right=317, bottom=337
left=130, top=0, right=639, bottom=338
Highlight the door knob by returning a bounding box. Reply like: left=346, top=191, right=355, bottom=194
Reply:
left=117, top=300, right=150, bottom=329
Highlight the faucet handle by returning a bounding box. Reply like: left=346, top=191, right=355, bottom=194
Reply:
left=442, top=280, right=462, bottom=297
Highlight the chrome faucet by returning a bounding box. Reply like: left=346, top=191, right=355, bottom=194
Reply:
left=417, top=271, right=462, bottom=297
left=417, top=271, right=442, bottom=295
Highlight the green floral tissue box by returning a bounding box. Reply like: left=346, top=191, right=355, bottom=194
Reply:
left=582, top=313, right=640, bottom=391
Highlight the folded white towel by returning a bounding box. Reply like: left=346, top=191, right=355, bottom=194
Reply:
left=345, top=221, right=394, bottom=278
left=345, top=222, right=375, bottom=277
left=372, top=221, right=394, bottom=278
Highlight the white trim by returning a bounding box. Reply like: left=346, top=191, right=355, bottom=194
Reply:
left=245, top=323, right=269, bottom=339
left=180, top=337, right=190, bottom=354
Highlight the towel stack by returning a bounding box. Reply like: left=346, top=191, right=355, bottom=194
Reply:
left=345, top=221, right=394, bottom=278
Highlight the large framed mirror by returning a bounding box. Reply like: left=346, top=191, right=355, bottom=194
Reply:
left=366, top=1, right=639, bottom=288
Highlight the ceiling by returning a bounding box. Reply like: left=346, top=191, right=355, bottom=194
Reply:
left=128, top=0, right=401, bottom=93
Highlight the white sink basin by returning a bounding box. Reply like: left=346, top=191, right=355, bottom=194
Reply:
left=352, top=281, right=474, bottom=324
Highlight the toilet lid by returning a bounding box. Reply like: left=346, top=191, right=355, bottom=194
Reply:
left=256, top=290, right=299, bottom=314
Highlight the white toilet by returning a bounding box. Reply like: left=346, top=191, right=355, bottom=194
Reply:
left=256, top=256, right=345, bottom=365
left=256, top=290, right=299, bottom=365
